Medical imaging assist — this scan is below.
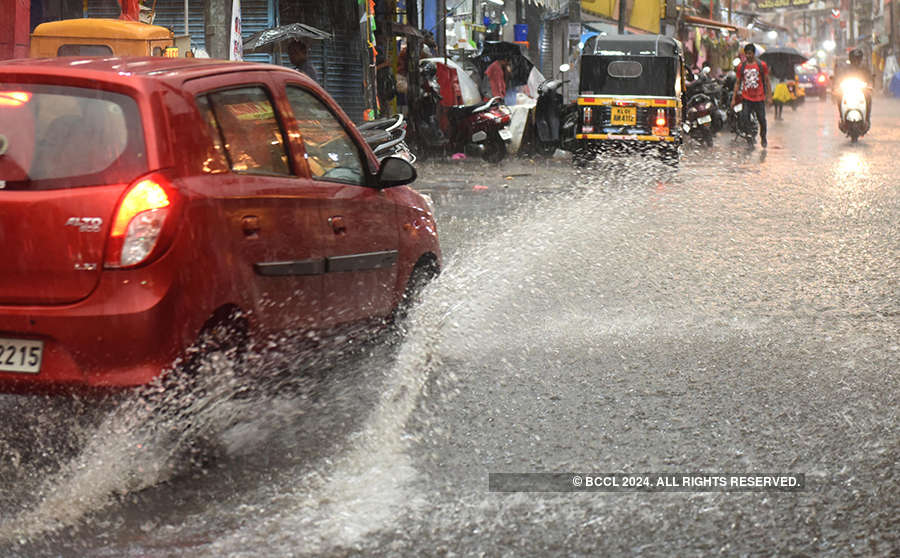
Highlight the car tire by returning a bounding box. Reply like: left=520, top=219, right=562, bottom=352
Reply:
left=394, top=257, right=439, bottom=324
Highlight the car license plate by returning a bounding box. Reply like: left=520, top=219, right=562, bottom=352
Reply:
left=800, top=83, right=812, bottom=88
left=0, top=338, right=43, bottom=374
left=498, top=128, right=512, bottom=141
left=698, top=115, right=712, bottom=125
left=610, top=106, right=636, bottom=126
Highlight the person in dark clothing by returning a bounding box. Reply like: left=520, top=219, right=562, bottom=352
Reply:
left=288, top=40, right=319, bottom=83
left=833, top=48, right=873, bottom=128
left=732, top=43, right=771, bottom=148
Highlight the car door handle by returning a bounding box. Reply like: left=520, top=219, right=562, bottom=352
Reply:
left=328, top=216, right=347, bottom=235
left=241, top=215, right=260, bottom=237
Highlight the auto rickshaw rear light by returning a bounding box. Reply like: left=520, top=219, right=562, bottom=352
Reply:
left=0, top=91, right=32, bottom=107
left=655, top=109, right=667, bottom=127
left=583, top=107, right=593, bottom=123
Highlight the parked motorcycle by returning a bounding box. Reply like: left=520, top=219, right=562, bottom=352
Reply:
left=836, top=76, right=870, bottom=143
left=416, top=61, right=512, bottom=163
left=686, top=68, right=725, bottom=136
left=533, top=64, right=577, bottom=157
left=682, top=92, right=716, bottom=146
left=358, top=113, right=417, bottom=164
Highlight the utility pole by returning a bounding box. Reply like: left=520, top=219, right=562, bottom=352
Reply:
left=205, top=0, right=229, bottom=59
left=850, top=0, right=855, bottom=45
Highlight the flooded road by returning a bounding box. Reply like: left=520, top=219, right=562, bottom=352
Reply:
left=2, top=97, right=898, bottom=556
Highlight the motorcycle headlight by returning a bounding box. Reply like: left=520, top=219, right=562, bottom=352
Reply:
left=840, top=77, right=866, bottom=94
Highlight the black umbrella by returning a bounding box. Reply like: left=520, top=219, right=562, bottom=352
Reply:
left=472, top=41, right=535, bottom=87
left=760, top=47, right=811, bottom=81
left=243, top=23, right=333, bottom=54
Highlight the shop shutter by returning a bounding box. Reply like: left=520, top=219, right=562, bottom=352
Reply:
left=274, top=0, right=367, bottom=124
left=146, top=0, right=206, bottom=55
left=237, top=0, right=274, bottom=63
left=86, top=0, right=121, bottom=19
left=89, top=0, right=273, bottom=62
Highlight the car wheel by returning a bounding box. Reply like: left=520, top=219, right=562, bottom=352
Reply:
left=392, top=257, right=439, bottom=326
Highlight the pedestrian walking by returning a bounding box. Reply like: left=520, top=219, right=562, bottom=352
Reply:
left=732, top=43, right=771, bottom=148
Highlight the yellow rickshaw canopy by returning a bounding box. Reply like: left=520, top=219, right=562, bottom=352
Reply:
left=31, top=18, right=173, bottom=41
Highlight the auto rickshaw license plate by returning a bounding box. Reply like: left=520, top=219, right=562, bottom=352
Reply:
left=611, top=107, right=636, bottom=126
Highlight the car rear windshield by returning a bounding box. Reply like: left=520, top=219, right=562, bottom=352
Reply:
left=0, top=84, right=147, bottom=190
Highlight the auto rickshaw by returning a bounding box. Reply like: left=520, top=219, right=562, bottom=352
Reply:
left=30, top=18, right=177, bottom=58
left=574, top=34, right=685, bottom=164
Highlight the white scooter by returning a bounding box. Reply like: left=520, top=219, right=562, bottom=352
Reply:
left=837, top=77, right=870, bottom=143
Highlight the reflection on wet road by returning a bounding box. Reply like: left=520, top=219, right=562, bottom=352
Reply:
left=1, top=97, right=898, bottom=557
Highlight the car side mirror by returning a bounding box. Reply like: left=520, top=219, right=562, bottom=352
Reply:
left=377, top=156, right=417, bottom=189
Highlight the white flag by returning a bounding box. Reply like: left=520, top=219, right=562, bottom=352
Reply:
left=229, top=0, right=243, bottom=61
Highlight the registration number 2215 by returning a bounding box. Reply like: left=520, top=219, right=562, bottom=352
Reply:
left=0, top=338, right=43, bottom=374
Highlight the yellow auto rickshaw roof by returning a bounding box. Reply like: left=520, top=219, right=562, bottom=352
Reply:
left=32, top=18, right=173, bottom=40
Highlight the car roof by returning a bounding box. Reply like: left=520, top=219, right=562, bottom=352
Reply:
left=0, top=57, right=311, bottom=89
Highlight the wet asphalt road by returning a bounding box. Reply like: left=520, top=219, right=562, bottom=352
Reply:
left=1, top=96, right=898, bottom=556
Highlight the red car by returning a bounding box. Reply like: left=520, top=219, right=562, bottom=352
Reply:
left=0, top=57, right=440, bottom=393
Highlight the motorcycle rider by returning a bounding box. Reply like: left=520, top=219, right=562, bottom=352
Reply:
left=732, top=43, right=771, bottom=148
left=834, top=48, right=873, bottom=130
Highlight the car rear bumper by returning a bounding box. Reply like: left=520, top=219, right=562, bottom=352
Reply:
left=0, top=264, right=187, bottom=393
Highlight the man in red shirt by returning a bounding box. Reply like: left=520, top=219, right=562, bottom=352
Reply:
left=732, top=43, right=771, bottom=148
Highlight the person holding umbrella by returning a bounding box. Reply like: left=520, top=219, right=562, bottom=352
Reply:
left=288, top=40, right=319, bottom=83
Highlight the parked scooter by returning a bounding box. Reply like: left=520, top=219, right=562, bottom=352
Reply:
left=416, top=61, right=513, bottom=163
left=358, top=113, right=417, bottom=164
left=533, top=63, right=578, bottom=157
left=836, top=76, right=870, bottom=143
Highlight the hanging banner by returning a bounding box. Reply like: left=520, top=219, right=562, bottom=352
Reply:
left=754, top=0, right=812, bottom=9
left=229, top=0, right=243, bottom=61
left=581, top=0, right=662, bottom=34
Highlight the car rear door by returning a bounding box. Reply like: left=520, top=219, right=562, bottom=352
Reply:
left=184, top=74, right=331, bottom=333
left=282, top=83, right=400, bottom=327
left=0, top=82, right=148, bottom=305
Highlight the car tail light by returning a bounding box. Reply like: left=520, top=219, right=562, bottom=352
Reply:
left=655, top=109, right=667, bottom=127
left=0, top=91, right=32, bottom=107
left=583, top=107, right=593, bottom=124
left=105, top=173, right=179, bottom=269
left=817, top=73, right=826, bottom=84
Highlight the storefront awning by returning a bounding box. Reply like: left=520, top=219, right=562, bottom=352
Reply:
left=683, top=15, right=738, bottom=32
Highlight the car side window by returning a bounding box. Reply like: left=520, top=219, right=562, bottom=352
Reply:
left=194, top=96, right=230, bottom=174
left=285, top=86, right=364, bottom=185
left=198, top=86, right=291, bottom=175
